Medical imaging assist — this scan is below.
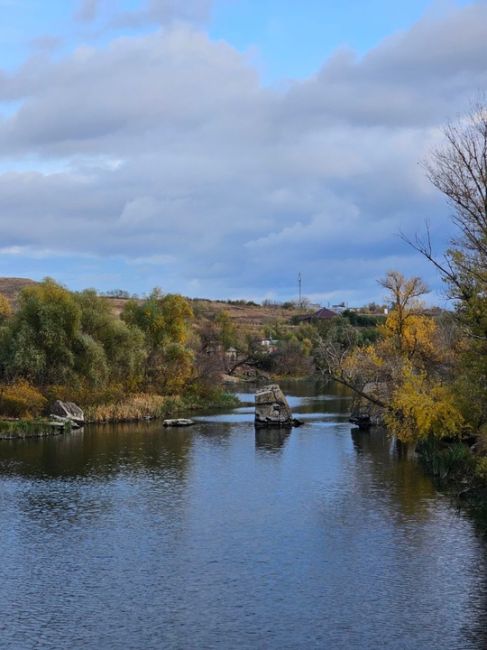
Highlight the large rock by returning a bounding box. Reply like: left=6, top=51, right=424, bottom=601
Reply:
left=50, top=400, right=84, bottom=427
left=255, top=384, right=294, bottom=428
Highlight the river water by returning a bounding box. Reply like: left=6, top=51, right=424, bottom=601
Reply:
left=0, top=382, right=486, bottom=649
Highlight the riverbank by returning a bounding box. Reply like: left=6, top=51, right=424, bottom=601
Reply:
left=0, top=388, right=241, bottom=436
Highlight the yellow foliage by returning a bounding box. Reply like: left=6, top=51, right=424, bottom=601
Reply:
left=381, top=311, right=438, bottom=363
left=385, top=364, right=464, bottom=443
left=0, top=380, right=47, bottom=418
left=342, top=344, right=384, bottom=381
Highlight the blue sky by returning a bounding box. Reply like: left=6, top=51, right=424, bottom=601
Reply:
left=1, top=0, right=471, bottom=77
left=210, top=0, right=471, bottom=81
left=0, top=0, right=485, bottom=304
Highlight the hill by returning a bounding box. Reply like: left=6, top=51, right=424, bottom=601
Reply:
left=0, top=277, right=311, bottom=333
left=0, top=277, right=38, bottom=307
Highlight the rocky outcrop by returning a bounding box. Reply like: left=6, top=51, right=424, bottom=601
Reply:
left=50, top=400, right=84, bottom=428
left=255, top=384, right=300, bottom=428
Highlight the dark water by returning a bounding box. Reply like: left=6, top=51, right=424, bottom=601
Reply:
left=0, top=382, right=486, bottom=649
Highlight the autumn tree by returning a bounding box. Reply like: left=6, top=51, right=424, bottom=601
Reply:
left=378, top=272, right=428, bottom=354
left=315, top=271, right=463, bottom=441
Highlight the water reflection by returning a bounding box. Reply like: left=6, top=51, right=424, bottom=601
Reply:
left=255, top=427, right=292, bottom=453
left=0, top=420, right=193, bottom=480
left=350, top=426, right=437, bottom=520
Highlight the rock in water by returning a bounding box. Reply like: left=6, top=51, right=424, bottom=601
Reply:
left=255, top=384, right=293, bottom=428
left=163, top=419, right=194, bottom=427
left=50, top=400, right=84, bottom=427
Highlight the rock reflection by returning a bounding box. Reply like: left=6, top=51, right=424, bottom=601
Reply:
left=255, top=427, right=291, bottom=453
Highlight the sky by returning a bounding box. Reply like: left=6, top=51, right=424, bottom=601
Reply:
left=0, top=0, right=485, bottom=305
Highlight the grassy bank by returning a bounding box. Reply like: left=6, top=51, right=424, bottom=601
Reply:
left=0, top=418, right=71, bottom=440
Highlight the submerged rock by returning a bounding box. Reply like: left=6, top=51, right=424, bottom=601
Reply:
left=163, top=419, right=195, bottom=427
left=255, top=384, right=296, bottom=428
left=50, top=400, right=84, bottom=427
left=49, top=414, right=80, bottom=430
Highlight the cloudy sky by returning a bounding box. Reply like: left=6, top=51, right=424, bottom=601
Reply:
left=0, top=0, right=485, bottom=305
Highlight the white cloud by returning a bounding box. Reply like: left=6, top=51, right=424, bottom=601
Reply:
left=0, top=5, right=486, bottom=301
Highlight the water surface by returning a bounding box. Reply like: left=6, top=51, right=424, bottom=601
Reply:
left=0, top=382, right=486, bottom=649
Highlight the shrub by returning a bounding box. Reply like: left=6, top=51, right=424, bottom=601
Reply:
left=0, top=380, right=47, bottom=418
left=44, top=383, right=126, bottom=407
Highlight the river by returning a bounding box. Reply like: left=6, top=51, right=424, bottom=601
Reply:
left=0, top=381, right=486, bottom=649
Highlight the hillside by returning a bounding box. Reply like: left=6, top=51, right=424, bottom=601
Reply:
left=0, top=277, right=311, bottom=333
left=0, top=277, right=37, bottom=307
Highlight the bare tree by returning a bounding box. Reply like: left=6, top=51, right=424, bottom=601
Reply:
left=405, top=100, right=487, bottom=314
left=425, top=101, right=487, bottom=258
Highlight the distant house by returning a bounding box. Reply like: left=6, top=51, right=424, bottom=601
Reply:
left=260, top=338, right=278, bottom=353
left=312, top=307, right=338, bottom=320
left=296, top=307, right=338, bottom=323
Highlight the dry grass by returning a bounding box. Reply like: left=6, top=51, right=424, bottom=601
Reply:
left=84, top=393, right=180, bottom=423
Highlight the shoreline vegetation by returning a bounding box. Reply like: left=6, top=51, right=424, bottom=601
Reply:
left=0, top=389, right=241, bottom=437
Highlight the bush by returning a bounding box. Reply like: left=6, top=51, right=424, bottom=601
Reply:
left=0, top=380, right=47, bottom=418
left=43, top=383, right=127, bottom=408
left=418, top=439, right=476, bottom=481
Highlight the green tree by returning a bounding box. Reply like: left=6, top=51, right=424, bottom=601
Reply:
left=122, top=290, right=193, bottom=392
left=3, top=279, right=82, bottom=385
left=76, top=289, right=146, bottom=388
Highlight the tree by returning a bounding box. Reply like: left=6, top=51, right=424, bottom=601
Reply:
left=121, top=291, right=194, bottom=392
left=409, top=101, right=487, bottom=328
left=75, top=289, right=146, bottom=389
left=2, top=279, right=82, bottom=385
left=314, top=271, right=463, bottom=441
left=378, top=272, right=428, bottom=353
left=408, top=101, right=487, bottom=428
